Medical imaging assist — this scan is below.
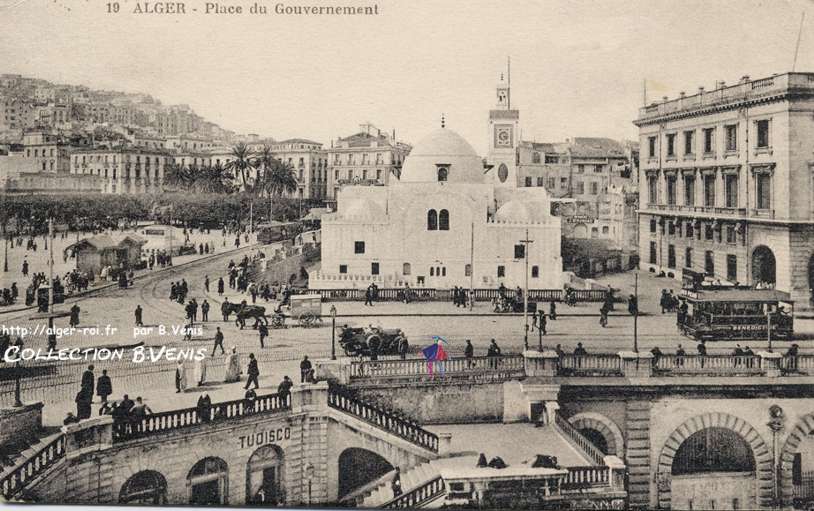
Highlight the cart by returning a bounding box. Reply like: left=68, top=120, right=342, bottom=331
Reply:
left=271, top=294, right=323, bottom=328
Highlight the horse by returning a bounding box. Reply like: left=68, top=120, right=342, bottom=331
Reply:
left=223, top=302, right=268, bottom=329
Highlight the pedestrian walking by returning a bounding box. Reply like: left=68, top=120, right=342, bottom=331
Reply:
left=217, top=277, right=225, bottom=296
left=549, top=301, right=557, bottom=320
left=225, top=347, right=241, bottom=382
left=194, top=356, right=208, bottom=386
left=81, top=364, right=95, bottom=397
left=487, top=339, right=501, bottom=369
left=675, top=344, right=686, bottom=367
left=259, top=323, right=269, bottom=348
left=300, top=355, right=313, bottom=383
left=201, top=299, right=210, bottom=322
left=221, top=299, right=231, bottom=322
left=213, top=327, right=225, bottom=356
left=204, top=275, right=210, bottom=293
left=75, top=388, right=92, bottom=420
left=244, top=388, right=257, bottom=413
left=539, top=311, right=547, bottom=335
left=245, top=353, right=260, bottom=390
left=628, top=294, right=638, bottom=316
left=96, top=369, right=112, bottom=404
left=134, top=305, right=143, bottom=326
left=464, top=339, right=474, bottom=368
left=69, top=304, right=81, bottom=328
left=391, top=468, right=403, bottom=498
left=175, top=361, right=187, bottom=393
left=573, top=342, right=587, bottom=368
left=197, top=393, right=212, bottom=423
left=398, top=335, right=409, bottom=360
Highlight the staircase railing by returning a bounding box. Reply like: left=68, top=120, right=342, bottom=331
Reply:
left=554, top=413, right=605, bottom=466
left=113, top=392, right=290, bottom=443
left=1, top=434, right=66, bottom=500
left=349, top=354, right=525, bottom=381
left=382, top=476, right=445, bottom=509
left=327, top=384, right=439, bottom=453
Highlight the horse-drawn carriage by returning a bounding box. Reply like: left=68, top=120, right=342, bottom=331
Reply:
left=492, top=294, right=537, bottom=313
left=338, top=325, right=408, bottom=357
left=226, top=294, right=323, bottom=329
left=270, top=294, right=323, bottom=328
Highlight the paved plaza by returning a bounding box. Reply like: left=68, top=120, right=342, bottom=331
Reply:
left=2, top=247, right=811, bottom=426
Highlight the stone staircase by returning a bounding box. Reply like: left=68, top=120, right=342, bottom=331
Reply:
left=0, top=430, right=66, bottom=500
left=356, top=461, right=442, bottom=508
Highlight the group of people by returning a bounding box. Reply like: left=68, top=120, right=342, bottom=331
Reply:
left=659, top=289, right=680, bottom=313
left=68, top=364, right=114, bottom=422
left=363, top=283, right=380, bottom=306
left=451, top=286, right=469, bottom=308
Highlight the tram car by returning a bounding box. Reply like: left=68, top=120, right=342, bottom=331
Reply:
left=256, top=221, right=302, bottom=245
left=677, top=287, right=794, bottom=341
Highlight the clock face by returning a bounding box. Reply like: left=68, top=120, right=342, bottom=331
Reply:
left=495, top=125, right=512, bottom=147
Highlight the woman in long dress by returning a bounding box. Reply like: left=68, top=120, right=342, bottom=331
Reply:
left=224, top=347, right=241, bottom=383
left=194, top=356, right=208, bottom=386
left=175, top=361, right=188, bottom=393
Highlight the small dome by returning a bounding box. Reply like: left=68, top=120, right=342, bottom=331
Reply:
left=495, top=200, right=547, bottom=223
left=342, top=198, right=385, bottom=221
left=399, top=128, right=484, bottom=184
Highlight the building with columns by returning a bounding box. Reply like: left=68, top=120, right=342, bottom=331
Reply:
left=70, top=146, right=171, bottom=194
left=635, top=72, right=814, bottom=307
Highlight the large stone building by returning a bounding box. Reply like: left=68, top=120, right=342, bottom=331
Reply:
left=326, top=126, right=411, bottom=202
left=635, top=72, right=814, bottom=307
left=482, top=75, right=638, bottom=254
left=313, top=98, right=563, bottom=290
left=269, top=139, right=329, bottom=200
left=70, top=146, right=172, bottom=194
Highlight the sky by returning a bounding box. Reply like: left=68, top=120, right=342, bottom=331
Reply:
left=1, top=0, right=813, bottom=153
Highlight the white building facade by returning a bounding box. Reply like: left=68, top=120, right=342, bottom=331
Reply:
left=313, top=92, right=563, bottom=291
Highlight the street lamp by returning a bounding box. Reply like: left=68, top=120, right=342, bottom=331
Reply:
left=330, top=305, right=337, bottom=360
left=3, top=223, right=8, bottom=273
left=519, top=229, right=534, bottom=351
left=305, top=462, right=315, bottom=505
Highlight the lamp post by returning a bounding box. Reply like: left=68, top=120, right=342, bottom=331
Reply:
left=3, top=223, right=8, bottom=273
left=13, top=337, right=23, bottom=407
left=519, top=229, right=534, bottom=351
left=330, top=305, right=337, bottom=360
left=305, top=462, right=315, bottom=505
left=633, top=271, right=639, bottom=353
left=538, top=310, right=544, bottom=351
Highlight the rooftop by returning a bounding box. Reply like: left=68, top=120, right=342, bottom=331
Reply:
left=635, top=72, right=814, bottom=125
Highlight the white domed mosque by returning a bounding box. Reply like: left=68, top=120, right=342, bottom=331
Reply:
left=311, top=80, right=563, bottom=291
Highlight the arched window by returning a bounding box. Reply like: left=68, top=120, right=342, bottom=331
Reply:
left=427, top=209, right=438, bottom=230
left=531, top=266, right=539, bottom=278
left=437, top=166, right=448, bottom=182
left=120, top=470, right=168, bottom=504
left=441, top=267, right=446, bottom=276
left=439, top=209, right=450, bottom=230
left=465, top=264, right=472, bottom=277
left=430, top=267, right=435, bottom=276
left=403, top=263, right=411, bottom=275
left=188, top=457, right=229, bottom=505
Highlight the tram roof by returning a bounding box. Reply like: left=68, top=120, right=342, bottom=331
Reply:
left=681, top=288, right=792, bottom=303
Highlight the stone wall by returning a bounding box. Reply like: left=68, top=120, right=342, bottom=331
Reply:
left=355, top=382, right=504, bottom=424
left=0, top=403, right=43, bottom=449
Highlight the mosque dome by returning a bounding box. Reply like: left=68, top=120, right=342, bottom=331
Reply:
left=342, top=198, right=385, bottom=221
left=399, top=127, right=484, bottom=184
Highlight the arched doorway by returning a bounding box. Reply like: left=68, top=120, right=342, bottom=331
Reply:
left=337, top=448, right=394, bottom=499
left=568, top=413, right=624, bottom=456
left=188, top=457, right=229, bottom=505
left=573, top=223, right=588, bottom=239
left=119, top=470, right=167, bottom=505
left=779, top=413, right=814, bottom=507
left=751, top=245, right=776, bottom=286
left=657, top=413, right=773, bottom=510
left=246, top=445, right=285, bottom=505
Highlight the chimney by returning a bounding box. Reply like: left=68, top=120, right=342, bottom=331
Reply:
left=741, top=75, right=750, bottom=83
left=698, top=86, right=705, bottom=94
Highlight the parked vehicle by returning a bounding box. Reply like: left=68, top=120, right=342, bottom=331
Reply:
left=338, top=325, right=408, bottom=357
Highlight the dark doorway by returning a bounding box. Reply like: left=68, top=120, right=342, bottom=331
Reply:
left=190, top=480, right=220, bottom=505
left=751, top=246, right=776, bottom=286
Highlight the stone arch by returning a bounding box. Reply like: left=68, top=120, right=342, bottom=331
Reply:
left=779, top=413, right=814, bottom=506
left=338, top=447, right=394, bottom=499
left=567, top=412, right=624, bottom=456
left=656, top=412, right=773, bottom=510
left=119, top=470, right=168, bottom=505
left=573, top=223, right=588, bottom=238
left=246, top=444, right=285, bottom=505
left=751, top=245, right=776, bottom=286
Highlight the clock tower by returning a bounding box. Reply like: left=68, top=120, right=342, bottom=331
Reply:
left=487, top=67, right=520, bottom=188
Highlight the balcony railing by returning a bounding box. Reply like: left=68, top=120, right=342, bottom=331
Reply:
left=1, top=434, right=66, bottom=499
left=327, top=384, right=439, bottom=453
left=112, top=392, right=290, bottom=443
left=558, top=354, right=622, bottom=376
left=349, top=355, right=525, bottom=381
left=295, top=287, right=608, bottom=303
left=562, top=465, right=611, bottom=491
left=654, top=354, right=762, bottom=375
left=645, top=204, right=775, bottom=219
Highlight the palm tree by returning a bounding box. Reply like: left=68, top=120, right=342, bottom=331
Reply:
left=163, top=163, right=193, bottom=191
left=224, top=143, right=256, bottom=193
left=260, top=157, right=299, bottom=221
left=195, top=163, right=234, bottom=194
